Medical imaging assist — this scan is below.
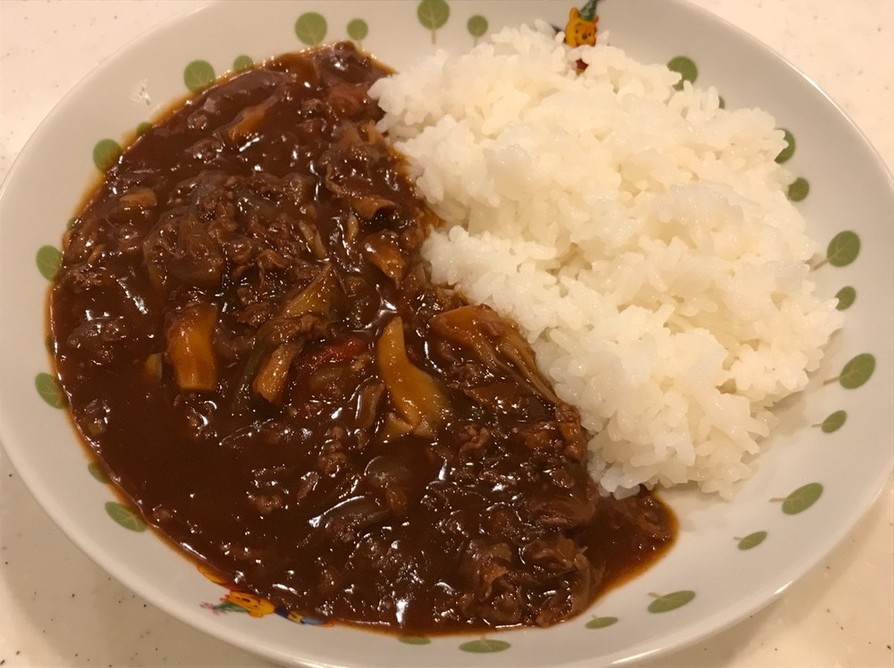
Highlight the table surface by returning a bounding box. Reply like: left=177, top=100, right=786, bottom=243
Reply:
left=1, top=1, right=892, bottom=666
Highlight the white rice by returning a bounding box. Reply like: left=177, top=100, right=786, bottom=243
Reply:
left=369, top=23, right=843, bottom=497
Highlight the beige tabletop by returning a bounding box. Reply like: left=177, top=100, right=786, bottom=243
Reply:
left=0, top=1, right=891, bottom=666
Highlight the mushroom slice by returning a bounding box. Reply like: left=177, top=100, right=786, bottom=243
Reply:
left=376, top=316, right=449, bottom=438
left=165, top=302, right=219, bottom=392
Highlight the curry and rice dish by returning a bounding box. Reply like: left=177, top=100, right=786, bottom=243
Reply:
left=49, top=21, right=840, bottom=633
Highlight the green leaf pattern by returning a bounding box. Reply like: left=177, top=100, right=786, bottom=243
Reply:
left=667, top=56, right=697, bottom=91
left=467, top=15, right=488, bottom=45
left=92, top=139, right=121, bottom=172
left=585, top=616, right=619, bottom=629
left=779, top=482, right=823, bottom=515
left=36, top=245, right=62, bottom=280
left=347, top=19, right=369, bottom=46
left=825, top=230, right=861, bottom=268
left=817, top=410, right=847, bottom=433
left=648, top=590, right=696, bottom=613
left=417, top=0, right=450, bottom=44
left=835, top=286, right=856, bottom=310
left=183, top=60, right=216, bottom=93
left=459, top=639, right=510, bottom=653
left=787, top=176, right=810, bottom=201
left=233, top=55, right=254, bottom=71
left=776, top=128, right=796, bottom=163
left=104, top=501, right=148, bottom=532
left=295, top=12, right=327, bottom=46
left=88, top=462, right=110, bottom=484
left=736, top=531, right=767, bottom=550
left=35, top=373, right=66, bottom=408
left=825, top=353, right=876, bottom=389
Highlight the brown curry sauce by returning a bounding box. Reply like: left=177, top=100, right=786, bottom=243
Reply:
left=50, top=42, right=675, bottom=633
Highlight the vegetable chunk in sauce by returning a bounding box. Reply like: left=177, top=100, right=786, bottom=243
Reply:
left=50, top=42, right=674, bottom=633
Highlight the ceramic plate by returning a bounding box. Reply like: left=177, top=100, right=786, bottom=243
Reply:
left=0, top=1, right=891, bottom=666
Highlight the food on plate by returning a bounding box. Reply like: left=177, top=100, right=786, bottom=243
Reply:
left=49, top=42, right=674, bottom=632
left=371, top=23, right=843, bottom=497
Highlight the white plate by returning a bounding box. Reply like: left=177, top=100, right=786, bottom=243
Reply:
left=0, top=1, right=891, bottom=666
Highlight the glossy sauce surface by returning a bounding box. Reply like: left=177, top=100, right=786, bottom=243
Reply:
left=50, top=43, right=675, bottom=633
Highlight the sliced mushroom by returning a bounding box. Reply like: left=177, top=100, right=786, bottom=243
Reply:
left=375, top=316, right=450, bottom=438
left=225, top=95, right=277, bottom=142
left=118, top=187, right=157, bottom=210
left=143, top=352, right=164, bottom=381
left=280, top=263, right=343, bottom=319
left=430, top=305, right=558, bottom=403
left=362, top=231, right=405, bottom=284
left=165, top=302, right=219, bottom=392
left=252, top=342, right=303, bottom=404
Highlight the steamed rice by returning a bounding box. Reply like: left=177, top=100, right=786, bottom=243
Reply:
left=369, top=23, right=843, bottom=497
